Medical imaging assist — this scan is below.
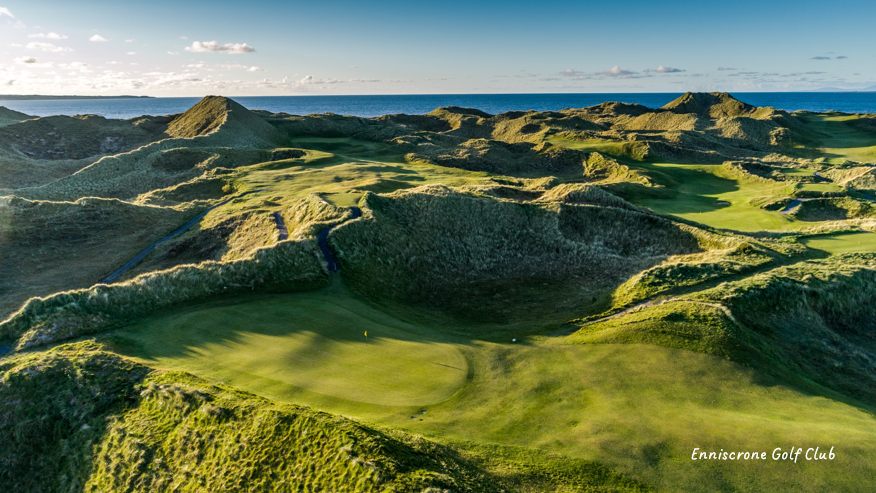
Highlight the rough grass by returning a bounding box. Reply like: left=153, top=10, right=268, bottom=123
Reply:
left=1, top=342, right=650, bottom=493
left=569, top=301, right=745, bottom=359
left=696, top=253, right=876, bottom=404
left=793, top=197, right=876, bottom=221
left=0, top=195, right=197, bottom=321
left=330, top=184, right=720, bottom=326
left=6, top=94, right=876, bottom=492
left=573, top=253, right=876, bottom=406
left=607, top=242, right=774, bottom=308
left=0, top=112, right=171, bottom=189
left=0, top=239, right=327, bottom=350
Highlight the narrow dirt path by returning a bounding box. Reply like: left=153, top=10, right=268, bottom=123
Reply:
left=813, top=171, right=831, bottom=182
left=99, top=190, right=266, bottom=284
left=273, top=211, right=289, bottom=241
left=780, top=198, right=811, bottom=214
left=317, top=206, right=362, bottom=272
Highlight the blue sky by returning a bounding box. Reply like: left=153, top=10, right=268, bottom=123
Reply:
left=1, top=0, right=874, bottom=96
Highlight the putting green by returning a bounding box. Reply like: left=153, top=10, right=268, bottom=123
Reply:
left=110, top=280, right=468, bottom=407
left=801, top=231, right=876, bottom=254
left=633, top=162, right=796, bottom=231
left=105, top=278, right=876, bottom=492
left=797, top=113, right=876, bottom=164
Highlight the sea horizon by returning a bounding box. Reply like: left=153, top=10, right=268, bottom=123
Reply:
left=2, top=92, right=876, bottom=119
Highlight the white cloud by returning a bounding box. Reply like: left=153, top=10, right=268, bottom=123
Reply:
left=213, top=63, right=264, bottom=72
left=602, top=65, right=637, bottom=77
left=89, top=34, right=110, bottom=42
left=167, top=51, right=180, bottom=55
left=654, top=66, right=684, bottom=73
left=106, top=61, right=121, bottom=65
left=125, top=39, right=135, bottom=43
left=29, top=32, right=68, bottom=39
left=184, top=40, right=255, bottom=54
left=180, top=36, right=188, bottom=40
left=26, top=42, right=72, bottom=52
left=126, top=51, right=136, bottom=55
left=349, top=78, right=379, bottom=83
left=0, top=7, right=13, bottom=18
left=185, top=63, right=208, bottom=69
left=299, top=75, right=342, bottom=84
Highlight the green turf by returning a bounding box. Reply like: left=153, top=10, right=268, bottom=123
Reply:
left=104, top=277, right=876, bottom=493
left=797, top=113, right=876, bottom=163
left=629, top=162, right=798, bottom=231
left=109, top=278, right=467, bottom=407
left=236, top=137, right=490, bottom=202
left=547, top=138, right=814, bottom=231
left=10, top=96, right=876, bottom=492
left=801, top=231, right=876, bottom=254
left=799, top=182, right=844, bottom=193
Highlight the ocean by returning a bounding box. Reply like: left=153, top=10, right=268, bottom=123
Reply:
left=2, top=93, right=876, bottom=120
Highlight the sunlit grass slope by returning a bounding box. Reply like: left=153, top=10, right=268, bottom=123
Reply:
left=5, top=94, right=876, bottom=492
left=797, top=113, right=876, bottom=164
left=109, top=279, right=468, bottom=407
left=1, top=342, right=651, bottom=493
left=99, top=283, right=876, bottom=493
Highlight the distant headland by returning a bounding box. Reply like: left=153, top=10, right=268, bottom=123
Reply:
left=0, top=95, right=154, bottom=101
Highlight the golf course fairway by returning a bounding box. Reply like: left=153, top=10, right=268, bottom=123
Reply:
left=107, top=276, right=876, bottom=493
left=110, top=279, right=468, bottom=407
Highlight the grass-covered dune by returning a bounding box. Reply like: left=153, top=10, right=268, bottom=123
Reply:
left=0, top=236, right=327, bottom=351
left=330, top=184, right=731, bottom=325
left=571, top=253, right=876, bottom=406
left=0, top=342, right=650, bottom=493
left=0, top=195, right=197, bottom=320
left=3, top=93, right=876, bottom=491
left=0, top=112, right=172, bottom=189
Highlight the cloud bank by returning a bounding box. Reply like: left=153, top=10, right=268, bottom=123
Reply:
left=185, top=41, right=255, bottom=54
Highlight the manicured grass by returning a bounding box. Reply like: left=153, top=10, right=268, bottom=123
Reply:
left=233, top=137, right=490, bottom=210
left=104, top=278, right=876, bottom=493
left=631, top=162, right=797, bottom=231
left=547, top=137, right=812, bottom=231
left=109, top=277, right=467, bottom=407
left=797, top=113, right=876, bottom=164
left=799, top=182, right=844, bottom=193
left=801, top=231, right=876, bottom=254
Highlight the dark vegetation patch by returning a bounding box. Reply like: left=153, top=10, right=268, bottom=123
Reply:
left=0, top=113, right=171, bottom=161
left=0, top=196, right=194, bottom=321
left=270, top=147, right=307, bottom=161
left=331, top=186, right=720, bottom=325
left=793, top=197, right=876, bottom=221
left=0, top=342, right=149, bottom=493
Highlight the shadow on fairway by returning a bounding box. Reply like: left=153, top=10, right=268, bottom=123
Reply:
left=106, top=276, right=472, bottom=407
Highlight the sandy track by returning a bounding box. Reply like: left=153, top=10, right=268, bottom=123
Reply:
left=317, top=206, right=362, bottom=272
left=99, top=190, right=266, bottom=284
